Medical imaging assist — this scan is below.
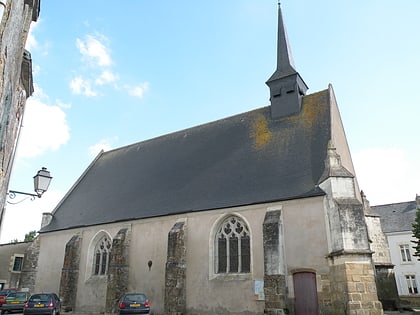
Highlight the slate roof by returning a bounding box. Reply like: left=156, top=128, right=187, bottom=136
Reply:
left=40, top=89, right=333, bottom=233
left=372, top=201, right=418, bottom=233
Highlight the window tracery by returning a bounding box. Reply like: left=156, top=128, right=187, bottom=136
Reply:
left=93, top=235, right=112, bottom=275
left=215, top=216, right=250, bottom=274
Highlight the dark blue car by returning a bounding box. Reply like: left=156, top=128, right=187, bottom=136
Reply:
left=23, top=293, right=61, bottom=315
left=116, top=293, right=150, bottom=315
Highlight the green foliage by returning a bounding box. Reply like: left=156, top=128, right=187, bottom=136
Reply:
left=412, top=207, right=420, bottom=260
left=24, top=230, right=37, bottom=242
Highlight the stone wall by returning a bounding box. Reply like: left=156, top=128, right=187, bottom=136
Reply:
left=105, top=228, right=130, bottom=314
left=59, top=234, right=82, bottom=312
left=0, top=0, right=39, bottom=227
left=263, top=209, right=286, bottom=313
left=20, top=237, right=40, bottom=292
left=329, top=258, right=383, bottom=315
left=375, top=266, right=399, bottom=311
left=164, top=220, right=186, bottom=315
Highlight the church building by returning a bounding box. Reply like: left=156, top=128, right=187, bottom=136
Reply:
left=21, top=5, right=385, bottom=315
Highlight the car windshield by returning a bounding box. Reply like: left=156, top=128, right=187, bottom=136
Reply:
left=123, top=294, right=146, bottom=303
left=15, top=292, right=28, bottom=299
left=29, top=294, right=52, bottom=302
left=0, top=291, right=10, bottom=295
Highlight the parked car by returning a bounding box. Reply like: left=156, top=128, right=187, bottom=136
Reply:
left=1, top=291, right=31, bottom=314
left=0, top=290, right=16, bottom=308
left=116, top=293, right=150, bottom=315
left=23, top=293, right=61, bottom=315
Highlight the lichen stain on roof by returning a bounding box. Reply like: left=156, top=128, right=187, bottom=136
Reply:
left=249, top=89, right=329, bottom=152
left=251, top=113, right=272, bottom=149
left=300, top=90, right=329, bottom=130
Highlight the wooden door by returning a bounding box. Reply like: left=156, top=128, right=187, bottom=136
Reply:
left=293, top=272, right=319, bottom=315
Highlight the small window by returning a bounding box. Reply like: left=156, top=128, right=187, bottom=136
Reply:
left=215, top=216, right=250, bottom=274
left=405, top=275, right=418, bottom=294
left=400, top=244, right=412, bottom=262
left=12, top=256, right=23, bottom=272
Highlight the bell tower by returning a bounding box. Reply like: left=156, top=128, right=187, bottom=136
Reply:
left=266, top=3, right=308, bottom=119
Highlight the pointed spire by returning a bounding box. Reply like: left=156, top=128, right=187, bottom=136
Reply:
left=266, top=3, right=308, bottom=119
left=270, top=2, right=296, bottom=80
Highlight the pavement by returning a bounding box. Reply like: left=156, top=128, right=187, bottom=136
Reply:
left=384, top=311, right=420, bottom=315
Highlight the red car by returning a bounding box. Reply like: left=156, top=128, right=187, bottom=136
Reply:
left=0, top=290, right=16, bottom=308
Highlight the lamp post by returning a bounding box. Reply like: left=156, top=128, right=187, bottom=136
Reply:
left=7, top=167, right=52, bottom=203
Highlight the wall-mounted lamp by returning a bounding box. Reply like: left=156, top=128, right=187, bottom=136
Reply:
left=7, top=167, right=52, bottom=204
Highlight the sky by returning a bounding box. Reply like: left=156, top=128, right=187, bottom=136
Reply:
left=1, top=0, right=419, bottom=243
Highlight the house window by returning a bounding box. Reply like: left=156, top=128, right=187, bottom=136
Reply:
left=405, top=275, right=418, bottom=294
left=215, top=216, right=250, bottom=274
left=12, top=256, right=23, bottom=272
left=93, top=235, right=112, bottom=275
left=400, top=244, right=412, bottom=262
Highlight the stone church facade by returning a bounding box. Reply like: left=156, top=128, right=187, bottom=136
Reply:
left=19, top=5, right=386, bottom=315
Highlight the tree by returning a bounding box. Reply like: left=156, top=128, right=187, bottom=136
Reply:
left=412, top=207, right=420, bottom=260
left=24, top=230, right=37, bottom=242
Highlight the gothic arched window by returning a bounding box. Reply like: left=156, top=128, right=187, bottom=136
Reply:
left=215, top=216, right=250, bottom=274
left=93, top=235, right=112, bottom=275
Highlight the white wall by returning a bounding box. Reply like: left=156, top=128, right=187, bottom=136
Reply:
left=386, top=231, right=420, bottom=296
left=36, top=195, right=331, bottom=314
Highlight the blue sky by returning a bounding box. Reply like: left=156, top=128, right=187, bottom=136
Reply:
left=1, top=0, right=419, bottom=242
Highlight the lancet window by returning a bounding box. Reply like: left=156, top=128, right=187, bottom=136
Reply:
left=215, top=216, right=250, bottom=274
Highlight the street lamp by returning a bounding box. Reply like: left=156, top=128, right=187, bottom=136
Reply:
left=7, top=167, right=52, bottom=203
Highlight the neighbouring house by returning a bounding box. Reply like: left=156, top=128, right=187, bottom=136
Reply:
left=0, top=241, right=31, bottom=290
left=373, top=195, right=420, bottom=308
left=0, top=0, right=40, bottom=230
left=19, top=4, right=386, bottom=315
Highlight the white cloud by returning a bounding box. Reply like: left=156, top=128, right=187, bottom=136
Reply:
left=88, top=137, right=118, bottom=157
left=128, top=82, right=149, bottom=98
left=70, top=76, right=97, bottom=96
left=56, top=99, right=72, bottom=109
left=16, top=98, right=70, bottom=158
left=72, top=32, right=149, bottom=99
left=95, top=70, right=118, bottom=86
left=25, top=20, right=39, bottom=51
left=0, top=189, right=63, bottom=243
left=353, top=148, right=420, bottom=205
left=76, top=34, right=112, bottom=67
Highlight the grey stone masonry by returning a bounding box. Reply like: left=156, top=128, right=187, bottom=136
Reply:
left=59, top=234, right=82, bottom=312
left=0, top=0, right=38, bottom=227
left=105, top=228, right=130, bottom=314
left=362, top=192, right=399, bottom=310
left=164, top=220, right=187, bottom=315
left=263, top=210, right=287, bottom=313
left=20, top=237, right=40, bottom=292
